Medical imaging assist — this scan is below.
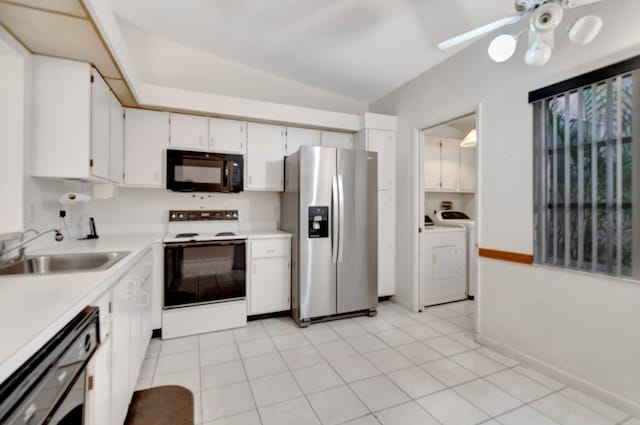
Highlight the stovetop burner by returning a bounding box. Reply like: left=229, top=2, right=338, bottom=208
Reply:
left=175, top=233, right=199, bottom=238
left=215, top=232, right=236, bottom=237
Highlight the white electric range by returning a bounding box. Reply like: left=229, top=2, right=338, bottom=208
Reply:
left=162, top=210, right=248, bottom=339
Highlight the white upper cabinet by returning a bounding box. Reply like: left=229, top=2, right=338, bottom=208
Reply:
left=423, top=136, right=475, bottom=193
left=459, top=146, right=476, bottom=192
left=321, top=131, right=353, bottom=150
left=169, top=113, right=208, bottom=150
left=245, top=122, right=285, bottom=191
left=31, top=56, right=122, bottom=183
left=208, top=118, right=246, bottom=154
left=285, top=127, right=321, bottom=156
left=423, top=136, right=442, bottom=191
left=124, top=108, right=169, bottom=187
left=365, top=129, right=395, bottom=191
left=440, top=138, right=460, bottom=191
left=90, top=68, right=111, bottom=180
left=108, top=91, right=124, bottom=184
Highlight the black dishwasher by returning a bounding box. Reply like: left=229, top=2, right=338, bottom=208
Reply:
left=0, top=307, right=100, bottom=425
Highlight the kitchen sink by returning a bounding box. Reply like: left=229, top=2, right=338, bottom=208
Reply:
left=0, top=251, right=130, bottom=276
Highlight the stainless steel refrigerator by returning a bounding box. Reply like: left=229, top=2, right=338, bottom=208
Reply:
left=281, top=146, right=378, bottom=327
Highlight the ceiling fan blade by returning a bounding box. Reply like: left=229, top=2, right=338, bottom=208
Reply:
left=437, top=15, right=522, bottom=50
left=562, top=0, right=605, bottom=8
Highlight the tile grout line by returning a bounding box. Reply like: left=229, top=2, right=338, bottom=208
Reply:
left=153, top=300, right=633, bottom=425
left=265, top=323, right=327, bottom=425
left=234, top=324, right=266, bottom=425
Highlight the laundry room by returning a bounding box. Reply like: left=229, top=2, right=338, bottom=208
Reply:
left=420, top=113, right=478, bottom=307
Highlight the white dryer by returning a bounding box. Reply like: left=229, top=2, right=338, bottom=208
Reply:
left=433, top=211, right=477, bottom=298
left=421, top=226, right=467, bottom=307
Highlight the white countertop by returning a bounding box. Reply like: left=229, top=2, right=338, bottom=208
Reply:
left=0, top=233, right=162, bottom=384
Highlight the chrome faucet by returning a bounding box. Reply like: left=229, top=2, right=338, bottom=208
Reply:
left=0, top=228, right=64, bottom=265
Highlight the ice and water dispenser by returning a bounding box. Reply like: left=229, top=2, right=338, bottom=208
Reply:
left=308, top=206, right=329, bottom=238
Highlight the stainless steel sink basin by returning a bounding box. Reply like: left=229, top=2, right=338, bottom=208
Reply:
left=0, top=251, right=130, bottom=276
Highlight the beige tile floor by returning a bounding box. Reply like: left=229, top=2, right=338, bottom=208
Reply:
left=136, top=300, right=637, bottom=425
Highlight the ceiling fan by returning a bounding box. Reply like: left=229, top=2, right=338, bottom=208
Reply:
left=438, top=0, right=606, bottom=66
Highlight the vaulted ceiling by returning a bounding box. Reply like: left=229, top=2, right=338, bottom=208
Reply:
left=107, top=0, right=516, bottom=103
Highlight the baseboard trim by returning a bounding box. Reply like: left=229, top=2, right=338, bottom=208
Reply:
left=476, top=334, right=640, bottom=418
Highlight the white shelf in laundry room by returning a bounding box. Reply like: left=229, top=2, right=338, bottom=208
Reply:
left=421, top=225, right=467, bottom=307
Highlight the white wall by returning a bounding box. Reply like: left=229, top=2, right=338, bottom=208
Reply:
left=424, top=192, right=475, bottom=219
left=0, top=27, right=77, bottom=242
left=83, top=188, right=280, bottom=235
left=424, top=124, right=465, bottom=139
left=0, top=35, right=25, bottom=235
left=120, top=23, right=368, bottom=115
left=370, top=0, right=640, bottom=413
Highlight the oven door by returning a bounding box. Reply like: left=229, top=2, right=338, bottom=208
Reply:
left=166, top=149, right=243, bottom=193
left=164, top=240, right=246, bottom=308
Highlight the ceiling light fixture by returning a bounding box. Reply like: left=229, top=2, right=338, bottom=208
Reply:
left=568, top=15, right=603, bottom=44
left=438, top=0, right=606, bottom=68
left=460, top=129, right=477, bottom=148
left=488, top=34, right=518, bottom=62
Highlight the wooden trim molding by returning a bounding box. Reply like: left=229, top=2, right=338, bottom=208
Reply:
left=479, top=248, right=534, bottom=265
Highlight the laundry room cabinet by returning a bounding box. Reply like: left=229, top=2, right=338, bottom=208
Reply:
left=30, top=56, right=124, bottom=183
left=421, top=227, right=467, bottom=307
left=247, top=235, right=292, bottom=315
left=423, top=136, right=476, bottom=193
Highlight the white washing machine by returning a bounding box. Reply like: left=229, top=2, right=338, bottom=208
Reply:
left=421, top=226, right=467, bottom=307
left=433, top=211, right=477, bottom=298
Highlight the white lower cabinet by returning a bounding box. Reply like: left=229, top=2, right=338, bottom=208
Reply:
left=247, top=237, right=292, bottom=315
left=88, top=291, right=112, bottom=425
left=377, top=191, right=396, bottom=297
left=110, top=274, right=133, bottom=425
left=89, top=249, right=153, bottom=425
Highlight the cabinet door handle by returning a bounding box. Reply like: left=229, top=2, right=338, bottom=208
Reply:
left=210, top=137, right=214, bottom=146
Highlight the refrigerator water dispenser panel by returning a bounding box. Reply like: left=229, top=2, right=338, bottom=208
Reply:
left=308, top=206, right=329, bottom=238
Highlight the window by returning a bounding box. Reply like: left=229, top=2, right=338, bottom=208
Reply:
left=531, top=59, right=639, bottom=279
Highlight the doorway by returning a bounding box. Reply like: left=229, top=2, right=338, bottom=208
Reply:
left=415, top=110, right=480, bottom=323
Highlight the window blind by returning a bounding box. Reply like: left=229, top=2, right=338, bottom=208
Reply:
left=532, top=68, right=637, bottom=278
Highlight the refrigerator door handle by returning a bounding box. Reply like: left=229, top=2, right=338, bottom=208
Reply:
left=338, top=174, right=345, bottom=262
left=332, top=175, right=339, bottom=263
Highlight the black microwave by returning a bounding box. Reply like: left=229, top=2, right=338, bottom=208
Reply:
left=166, top=149, right=243, bottom=193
